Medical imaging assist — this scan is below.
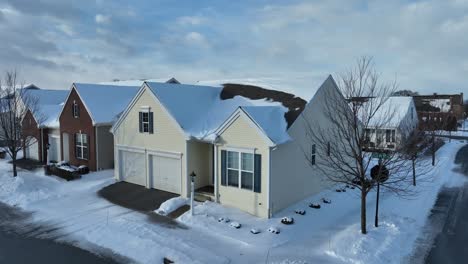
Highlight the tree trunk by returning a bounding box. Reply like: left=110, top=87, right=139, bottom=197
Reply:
left=432, top=134, right=435, bottom=166
left=361, top=188, right=367, bottom=234
left=12, top=158, right=17, bottom=177
left=412, top=158, right=416, bottom=186
left=374, top=182, right=380, bottom=227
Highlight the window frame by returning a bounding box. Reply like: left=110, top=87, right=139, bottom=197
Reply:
left=225, top=150, right=255, bottom=191
left=140, top=112, right=150, bottom=133
left=72, top=101, right=79, bottom=118
left=75, top=133, right=88, bottom=160
left=311, top=144, right=316, bottom=165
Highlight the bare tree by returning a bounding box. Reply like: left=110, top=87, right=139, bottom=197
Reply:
left=0, top=70, right=39, bottom=176
left=302, top=57, right=419, bottom=234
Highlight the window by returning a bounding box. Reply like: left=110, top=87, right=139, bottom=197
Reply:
left=364, top=129, right=371, bottom=142
left=376, top=130, right=384, bottom=145
left=226, top=151, right=254, bottom=190
left=385, top=130, right=396, bottom=143
left=72, top=101, right=79, bottom=118
left=139, top=111, right=153, bottom=133
left=311, top=144, right=316, bottom=165
left=141, top=112, right=149, bottom=132
left=391, top=130, right=396, bottom=143
left=75, top=133, right=88, bottom=160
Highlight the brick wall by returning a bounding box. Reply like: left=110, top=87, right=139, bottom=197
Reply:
left=59, top=88, right=97, bottom=171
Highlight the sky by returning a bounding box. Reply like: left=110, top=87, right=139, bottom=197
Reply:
left=0, top=0, right=467, bottom=99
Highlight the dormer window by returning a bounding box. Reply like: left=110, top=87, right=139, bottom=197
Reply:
left=72, top=101, right=80, bottom=118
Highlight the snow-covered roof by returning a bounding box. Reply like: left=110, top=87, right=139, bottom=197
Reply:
left=99, top=77, right=179, bottom=86
left=365, top=96, right=414, bottom=128
left=144, top=82, right=290, bottom=144
left=241, top=106, right=290, bottom=144
left=73, top=83, right=139, bottom=125
left=22, top=89, right=69, bottom=128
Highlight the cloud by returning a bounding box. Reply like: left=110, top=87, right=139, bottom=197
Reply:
left=57, top=24, right=74, bottom=36
left=95, top=14, right=111, bottom=25
left=184, top=31, right=209, bottom=47
left=177, top=15, right=207, bottom=26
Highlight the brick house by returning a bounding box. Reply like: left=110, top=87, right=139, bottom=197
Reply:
left=21, top=89, right=68, bottom=162
left=58, top=83, right=139, bottom=171
left=413, top=93, right=464, bottom=130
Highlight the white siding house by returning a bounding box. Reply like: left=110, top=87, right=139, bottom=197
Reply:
left=111, top=76, right=352, bottom=218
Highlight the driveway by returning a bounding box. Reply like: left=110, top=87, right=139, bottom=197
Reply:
left=98, top=182, right=188, bottom=228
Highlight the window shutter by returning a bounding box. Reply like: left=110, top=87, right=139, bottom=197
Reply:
left=221, top=150, right=227, bottom=186
left=149, top=112, right=154, bottom=134
left=72, top=103, right=74, bottom=117
left=254, top=154, right=261, bottom=193
left=76, top=104, right=80, bottom=117
left=138, top=112, right=143, bottom=133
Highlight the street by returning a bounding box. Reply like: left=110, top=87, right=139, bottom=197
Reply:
left=410, top=144, right=468, bottom=264
left=0, top=202, right=124, bottom=264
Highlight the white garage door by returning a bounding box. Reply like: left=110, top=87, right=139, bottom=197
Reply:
left=150, top=154, right=181, bottom=194
left=48, top=135, right=60, bottom=162
left=119, top=150, right=146, bottom=186
left=25, top=136, right=39, bottom=160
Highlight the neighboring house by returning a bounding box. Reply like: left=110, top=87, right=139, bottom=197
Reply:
left=413, top=93, right=464, bottom=131
left=21, top=88, right=69, bottom=162
left=58, top=83, right=139, bottom=171
left=361, top=97, right=418, bottom=151
left=111, top=76, right=348, bottom=218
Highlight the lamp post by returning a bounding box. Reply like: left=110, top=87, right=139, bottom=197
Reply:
left=190, top=171, right=196, bottom=216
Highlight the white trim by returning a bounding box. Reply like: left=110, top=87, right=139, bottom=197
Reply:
left=222, top=146, right=256, bottom=153
left=215, top=108, right=276, bottom=147
left=214, top=144, right=219, bottom=202
left=115, top=144, right=146, bottom=153
left=140, top=105, right=151, bottom=112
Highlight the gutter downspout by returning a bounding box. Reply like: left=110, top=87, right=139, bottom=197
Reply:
left=95, top=126, right=99, bottom=170
left=214, top=143, right=219, bottom=203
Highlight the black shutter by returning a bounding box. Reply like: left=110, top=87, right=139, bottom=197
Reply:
left=149, top=112, right=154, bottom=134
left=221, top=150, right=227, bottom=186
left=138, top=112, right=143, bottom=133
left=254, top=154, right=261, bottom=193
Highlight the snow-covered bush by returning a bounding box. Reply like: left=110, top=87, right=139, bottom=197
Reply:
left=218, top=217, right=230, bottom=223
left=281, top=217, right=294, bottom=225
left=322, top=198, right=331, bottom=204
left=250, top=228, right=260, bottom=234
left=309, top=203, right=321, bottom=209
left=229, top=222, right=241, bottom=229
left=268, top=227, right=280, bottom=234
left=294, top=209, right=306, bottom=215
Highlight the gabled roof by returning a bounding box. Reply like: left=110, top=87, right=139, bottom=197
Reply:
left=113, top=81, right=291, bottom=144
left=22, top=88, right=69, bottom=128
left=365, top=96, right=415, bottom=128
left=71, top=83, right=139, bottom=125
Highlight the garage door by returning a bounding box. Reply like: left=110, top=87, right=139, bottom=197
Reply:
left=25, top=136, right=39, bottom=160
left=119, top=150, right=146, bottom=186
left=48, top=135, right=60, bottom=163
left=150, top=154, right=181, bottom=194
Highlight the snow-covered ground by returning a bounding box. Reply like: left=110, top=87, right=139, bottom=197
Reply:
left=0, top=140, right=466, bottom=263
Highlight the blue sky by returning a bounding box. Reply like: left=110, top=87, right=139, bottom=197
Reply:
left=0, top=0, right=467, bottom=99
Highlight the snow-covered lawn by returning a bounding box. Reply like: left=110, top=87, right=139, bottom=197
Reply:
left=0, top=140, right=466, bottom=263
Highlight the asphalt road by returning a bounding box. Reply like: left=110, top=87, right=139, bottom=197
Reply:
left=0, top=202, right=125, bottom=264
left=410, top=144, right=468, bottom=264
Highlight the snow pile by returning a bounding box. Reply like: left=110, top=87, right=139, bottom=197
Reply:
left=360, top=96, right=414, bottom=128
left=155, top=197, right=188, bottom=215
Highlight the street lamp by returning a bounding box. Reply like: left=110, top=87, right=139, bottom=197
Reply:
left=190, top=171, right=196, bottom=216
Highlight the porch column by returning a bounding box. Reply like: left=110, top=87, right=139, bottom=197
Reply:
left=214, top=144, right=219, bottom=202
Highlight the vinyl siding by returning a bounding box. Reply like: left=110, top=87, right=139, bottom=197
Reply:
left=113, top=87, right=188, bottom=196
left=270, top=77, right=341, bottom=214
left=187, top=141, right=212, bottom=190
left=217, top=114, right=270, bottom=218
left=96, top=125, right=114, bottom=170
